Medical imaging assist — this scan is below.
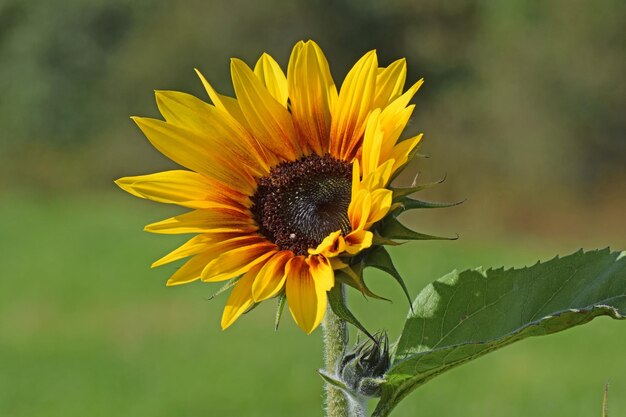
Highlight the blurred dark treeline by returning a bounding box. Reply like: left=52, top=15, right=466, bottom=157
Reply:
left=1, top=0, right=624, bottom=229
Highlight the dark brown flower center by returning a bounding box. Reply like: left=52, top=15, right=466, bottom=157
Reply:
left=251, top=153, right=352, bottom=256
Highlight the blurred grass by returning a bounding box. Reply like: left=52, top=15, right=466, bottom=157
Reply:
left=1, top=193, right=624, bottom=416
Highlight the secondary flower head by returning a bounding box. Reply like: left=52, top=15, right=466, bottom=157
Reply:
left=116, top=40, right=440, bottom=334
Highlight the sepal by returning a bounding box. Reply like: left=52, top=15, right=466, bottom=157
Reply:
left=378, top=215, right=458, bottom=241
left=274, top=293, right=286, bottom=331
left=318, top=369, right=350, bottom=392
left=360, top=246, right=413, bottom=310
left=391, top=174, right=447, bottom=200
left=335, top=268, right=390, bottom=302
left=208, top=276, right=241, bottom=300
left=333, top=245, right=413, bottom=312
left=372, top=232, right=404, bottom=246
left=395, top=197, right=464, bottom=211
left=328, top=284, right=375, bottom=341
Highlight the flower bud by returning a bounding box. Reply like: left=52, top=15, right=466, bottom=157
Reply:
left=339, top=332, right=390, bottom=397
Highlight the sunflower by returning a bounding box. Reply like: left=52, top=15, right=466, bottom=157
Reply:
left=116, top=40, right=430, bottom=334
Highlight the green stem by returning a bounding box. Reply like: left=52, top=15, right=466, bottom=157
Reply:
left=322, top=284, right=349, bottom=417
left=348, top=396, right=368, bottom=417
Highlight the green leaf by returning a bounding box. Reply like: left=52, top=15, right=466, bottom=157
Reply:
left=373, top=249, right=626, bottom=417
left=361, top=246, right=413, bottom=310
left=378, top=215, right=457, bottom=241
left=328, top=284, right=375, bottom=341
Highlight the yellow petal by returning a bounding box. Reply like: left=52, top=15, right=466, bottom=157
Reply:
left=379, top=78, right=423, bottom=134
left=366, top=188, right=392, bottom=228
left=348, top=189, right=371, bottom=231
left=231, top=58, right=300, bottom=161
left=144, top=209, right=256, bottom=235
left=163, top=236, right=268, bottom=285
left=115, top=170, right=206, bottom=204
left=115, top=170, right=248, bottom=211
left=374, top=79, right=422, bottom=165
left=309, top=41, right=338, bottom=113
left=155, top=90, right=213, bottom=133
left=154, top=90, right=270, bottom=175
left=344, top=230, right=373, bottom=255
left=152, top=234, right=214, bottom=268
left=330, top=50, right=378, bottom=160
left=308, top=230, right=345, bottom=257
left=152, top=234, right=258, bottom=268
left=285, top=256, right=328, bottom=334
left=166, top=252, right=213, bottom=286
left=132, top=117, right=256, bottom=193
left=390, top=134, right=423, bottom=173
left=221, top=265, right=262, bottom=330
left=373, top=58, right=407, bottom=109
left=307, top=255, right=335, bottom=292
left=288, top=40, right=337, bottom=154
left=195, top=68, right=251, bottom=131
left=251, top=250, right=293, bottom=301
left=360, top=159, right=395, bottom=191
left=378, top=105, right=414, bottom=161
left=201, top=243, right=276, bottom=282
left=361, top=108, right=384, bottom=177
left=254, top=53, right=289, bottom=107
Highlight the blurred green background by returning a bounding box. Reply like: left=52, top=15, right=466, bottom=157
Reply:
left=1, top=0, right=624, bottom=416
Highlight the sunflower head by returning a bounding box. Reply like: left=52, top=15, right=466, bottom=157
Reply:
left=116, top=40, right=454, bottom=334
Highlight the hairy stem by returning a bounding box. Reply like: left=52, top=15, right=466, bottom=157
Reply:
left=322, top=284, right=349, bottom=417
left=348, top=396, right=368, bottom=417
